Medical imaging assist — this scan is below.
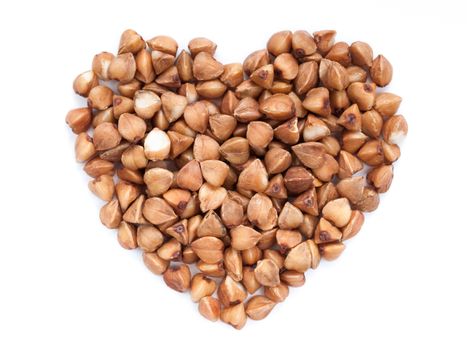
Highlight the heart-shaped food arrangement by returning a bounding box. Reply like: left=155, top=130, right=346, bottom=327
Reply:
left=67, top=29, right=407, bottom=329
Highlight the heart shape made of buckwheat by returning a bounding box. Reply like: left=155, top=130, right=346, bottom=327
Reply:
left=66, top=29, right=407, bottom=329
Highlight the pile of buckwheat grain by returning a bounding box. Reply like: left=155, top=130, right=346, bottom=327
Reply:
left=66, top=29, right=407, bottom=329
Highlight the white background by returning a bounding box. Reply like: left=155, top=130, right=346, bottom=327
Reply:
left=1, top=0, right=466, bottom=349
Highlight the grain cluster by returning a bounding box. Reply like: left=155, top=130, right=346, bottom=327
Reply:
left=67, top=29, right=407, bottom=329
